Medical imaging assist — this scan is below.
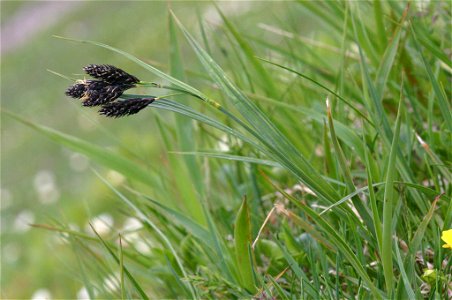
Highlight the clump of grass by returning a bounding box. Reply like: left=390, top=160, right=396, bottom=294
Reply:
left=8, top=1, right=451, bottom=299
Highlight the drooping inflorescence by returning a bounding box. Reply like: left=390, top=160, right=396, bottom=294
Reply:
left=65, top=64, right=153, bottom=117
left=83, top=64, right=140, bottom=85
left=99, top=98, right=155, bottom=118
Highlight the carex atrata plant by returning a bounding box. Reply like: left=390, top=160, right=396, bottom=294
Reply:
left=65, top=64, right=155, bottom=117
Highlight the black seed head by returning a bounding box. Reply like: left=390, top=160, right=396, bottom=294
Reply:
left=83, top=64, right=140, bottom=85
left=65, top=83, right=87, bottom=98
left=99, top=98, right=155, bottom=118
left=80, top=80, right=135, bottom=107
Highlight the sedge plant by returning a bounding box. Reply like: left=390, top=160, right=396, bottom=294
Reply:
left=5, top=1, right=451, bottom=299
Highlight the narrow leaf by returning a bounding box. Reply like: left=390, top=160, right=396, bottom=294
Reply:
left=381, top=99, right=403, bottom=294
left=234, top=198, right=257, bottom=293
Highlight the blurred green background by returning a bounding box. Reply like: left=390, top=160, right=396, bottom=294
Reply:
left=1, top=1, right=320, bottom=298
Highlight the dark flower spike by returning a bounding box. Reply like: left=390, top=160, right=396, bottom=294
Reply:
left=83, top=64, right=140, bottom=85
left=99, top=98, right=155, bottom=118
left=65, top=82, right=87, bottom=99
left=81, top=80, right=135, bottom=107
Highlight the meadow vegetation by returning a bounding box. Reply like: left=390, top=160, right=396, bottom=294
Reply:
left=2, top=1, right=451, bottom=299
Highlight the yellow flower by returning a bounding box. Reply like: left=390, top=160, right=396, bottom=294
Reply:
left=441, top=229, right=452, bottom=249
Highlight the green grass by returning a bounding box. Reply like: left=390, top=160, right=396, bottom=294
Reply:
left=2, top=1, right=451, bottom=299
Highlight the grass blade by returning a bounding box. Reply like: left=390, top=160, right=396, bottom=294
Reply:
left=170, top=151, right=281, bottom=168
left=394, top=243, right=416, bottom=300
left=381, top=99, right=403, bottom=294
left=319, top=182, right=385, bottom=216
left=373, top=0, right=387, bottom=50
left=234, top=198, right=257, bottom=293
left=364, top=133, right=383, bottom=250
left=409, top=195, right=440, bottom=253
left=374, top=22, right=402, bottom=102
left=267, top=275, right=289, bottom=300
left=119, top=235, right=126, bottom=300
